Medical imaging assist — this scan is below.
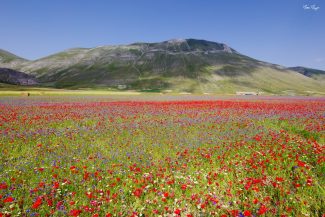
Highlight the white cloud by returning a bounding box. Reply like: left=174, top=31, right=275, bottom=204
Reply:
left=303, top=4, right=320, bottom=11
left=311, top=4, right=320, bottom=11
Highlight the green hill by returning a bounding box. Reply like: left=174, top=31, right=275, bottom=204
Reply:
left=0, top=49, right=27, bottom=64
left=0, top=39, right=324, bottom=95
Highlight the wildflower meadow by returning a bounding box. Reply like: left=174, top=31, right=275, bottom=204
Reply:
left=0, top=97, right=324, bottom=216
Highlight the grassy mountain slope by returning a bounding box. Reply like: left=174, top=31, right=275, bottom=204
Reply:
left=1, top=39, right=324, bottom=94
left=0, top=49, right=28, bottom=65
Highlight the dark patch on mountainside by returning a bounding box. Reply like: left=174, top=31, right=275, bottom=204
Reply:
left=0, top=68, right=38, bottom=85
left=288, top=66, right=325, bottom=77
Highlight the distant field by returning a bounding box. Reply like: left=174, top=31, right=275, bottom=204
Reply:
left=0, top=96, right=324, bottom=216
left=0, top=84, right=143, bottom=96
left=1, top=80, right=324, bottom=97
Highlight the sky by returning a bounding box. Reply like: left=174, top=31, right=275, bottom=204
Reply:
left=1, top=0, right=324, bottom=70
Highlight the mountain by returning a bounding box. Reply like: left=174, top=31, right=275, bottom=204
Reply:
left=0, top=39, right=324, bottom=94
left=0, top=68, right=38, bottom=85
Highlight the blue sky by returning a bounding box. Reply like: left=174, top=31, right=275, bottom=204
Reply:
left=1, top=0, right=324, bottom=69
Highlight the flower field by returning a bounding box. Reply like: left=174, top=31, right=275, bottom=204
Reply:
left=0, top=97, right=324, bottom=216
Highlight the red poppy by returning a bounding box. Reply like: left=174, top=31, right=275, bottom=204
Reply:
left=297, top=160, right=306, bottom=167
left=53, top=182, right=60, bottom=189
left=69, top=209, right=82, bottom=216
left=3, top=197, right=14, bottom=203
left=32, top=197, right=42, bottom=209
left=174, top=208, right=181, bottom=215
left=243, top=210, right=251, bottom=216
left=258, top=205, right=267, bottom=215
left=276, top=177, right=284, bottom=182
left=133, top=188, right=143, bottom=197
left=0, top=183, right=7, bottom=189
